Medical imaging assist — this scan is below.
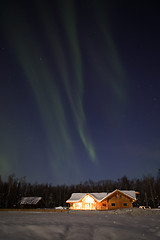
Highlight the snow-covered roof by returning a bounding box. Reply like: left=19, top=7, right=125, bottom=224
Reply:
left=120, top=190, right=137, bottom=200
left=66, top=193, right=86, bottom=202
left=66, top=190, right=137, bottom=203
left=90, top=193, right=108, bottom=201
left=66, top=192, right=108, bottom=202
left=100, top=190, right=137, bottom=201
left=20, top=197, right=42, bottom=205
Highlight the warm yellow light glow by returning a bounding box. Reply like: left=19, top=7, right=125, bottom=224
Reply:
left=68, top=190, right=137, bottom=210
left=82, top=195, right=95, bottom=203
left=71, top=195, right=96, bottom=210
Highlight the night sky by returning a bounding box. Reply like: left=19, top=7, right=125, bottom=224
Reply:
left=0, top=1, right=160, bottom=185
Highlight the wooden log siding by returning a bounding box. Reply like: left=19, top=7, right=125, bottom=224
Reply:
left=66, top=190, right=137, bottom=210
left=107, top=191, right=134, bottom=210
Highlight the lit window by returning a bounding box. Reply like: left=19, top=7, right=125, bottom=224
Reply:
left=76, top=202, right=82, bottom=208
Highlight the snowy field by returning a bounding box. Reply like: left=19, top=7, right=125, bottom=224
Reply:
left=0, top=209, right=160, bottom=240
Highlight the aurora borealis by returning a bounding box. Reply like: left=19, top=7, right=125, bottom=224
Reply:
left=0, top=1, right=160, bottom=185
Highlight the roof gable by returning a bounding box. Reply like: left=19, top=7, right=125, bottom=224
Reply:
left=66, top=190, right=137, bottom=203
left=102, top=189, right=136, bottom=201
left=66, top=193, right=86, bottom=202
left=82, top=194, right=95, bottom=203
left=66, top=192, right=108, bottom=203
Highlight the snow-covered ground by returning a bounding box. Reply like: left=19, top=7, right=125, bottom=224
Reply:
left=0, top=209, right=160, bottom=240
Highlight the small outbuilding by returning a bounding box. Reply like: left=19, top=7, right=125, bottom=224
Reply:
left=20, top=197, right=44, bottom=209
left=66, top=189, right=138, bottom=210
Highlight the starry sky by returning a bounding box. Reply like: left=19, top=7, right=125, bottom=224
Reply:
left=0, top=0, right=160, bottom=185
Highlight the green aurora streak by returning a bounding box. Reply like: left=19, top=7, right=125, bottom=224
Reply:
left=1, top=1, right=98, bottom=182
left=2, top=3, right=78, bottom=182
left=1, top=1, right=127, bottom=182
left=36, top=0, right=97, bottom=162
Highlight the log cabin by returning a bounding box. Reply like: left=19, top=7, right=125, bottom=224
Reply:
left=66, top=189, right=137, bottom=210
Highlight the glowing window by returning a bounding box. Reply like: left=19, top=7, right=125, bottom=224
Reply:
left=73, top=202, right=82, bottom=209
left=76, top=202, right=82, bottom=208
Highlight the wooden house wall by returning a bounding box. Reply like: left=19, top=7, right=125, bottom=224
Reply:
left=99, top=200, right=108, bottom=210
left=69, top=199, right=108, bottom=210
left=69, top=194, right=98, bottom=210
left=68, top=191, right=136, bottom=210
left=107, top=192, right=134, bottom=210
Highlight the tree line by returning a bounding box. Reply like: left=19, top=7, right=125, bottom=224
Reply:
left=0, top=170, right=160, bottom=208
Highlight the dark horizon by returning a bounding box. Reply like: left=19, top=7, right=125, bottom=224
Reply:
left=1, top=171, right=160, bottom=210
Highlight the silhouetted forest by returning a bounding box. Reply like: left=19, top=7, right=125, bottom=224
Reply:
left=0, top=170, right=160, bottom=208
